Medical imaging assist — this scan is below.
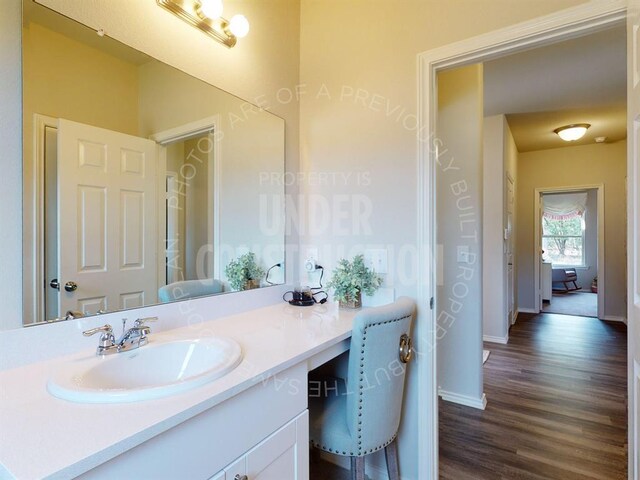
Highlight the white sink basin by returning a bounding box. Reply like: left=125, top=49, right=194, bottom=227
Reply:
left=47, top=337, right=242, bottom=403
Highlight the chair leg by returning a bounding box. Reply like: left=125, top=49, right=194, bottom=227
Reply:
left=350, top=456, right=365, bottom=480
left=385, top=439, right=400, bottom=480
left=309, top=446, right=321, bottom=465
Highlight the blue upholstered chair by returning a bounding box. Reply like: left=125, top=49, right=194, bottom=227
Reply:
left=158, top=279, right=224, bottom=303
left=309, top=297, right=416, bottom=480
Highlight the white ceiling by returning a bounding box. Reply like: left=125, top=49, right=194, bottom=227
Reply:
left=483, top=26, right=627, bottom=152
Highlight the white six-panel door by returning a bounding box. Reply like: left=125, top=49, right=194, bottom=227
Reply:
left=57, top=119, right=158, bottom=316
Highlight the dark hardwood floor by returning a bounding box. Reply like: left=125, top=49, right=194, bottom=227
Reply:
left=440, top=312, right=628, bottom=480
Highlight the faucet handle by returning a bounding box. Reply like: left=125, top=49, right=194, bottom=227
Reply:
left=83, top=324, right=113, bottom=337
left=83, top=325, right=115, bottom=353
left=134, top=317, right=158, bottom=327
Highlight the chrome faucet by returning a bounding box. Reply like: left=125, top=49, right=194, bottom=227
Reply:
left=83, top=317, right=157, bottom=356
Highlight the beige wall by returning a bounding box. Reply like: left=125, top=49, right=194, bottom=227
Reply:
left=483, top=114, right=518, bottom=342
left=517, top=141, right=627, bottom=319
left=22, top=22, right=140, bottom=137
left=437, top=64, right=485, bottom=404
left=166, top=142, right=187, bottom=276
left=183, top=136, right=211, bottom=281
left=299, top=1, right=587, bottom=476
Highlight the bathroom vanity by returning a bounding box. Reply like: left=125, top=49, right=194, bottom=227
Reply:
left=0, top=303, right=357, bottom=479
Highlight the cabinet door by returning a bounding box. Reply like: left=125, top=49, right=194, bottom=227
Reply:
left=246, top=411, right=309, bottom=480
left=246, top=421, right=297, bottom=480
left=208, top=471, right=225, bottom=480
left=224, top=455, right=246, bottom=480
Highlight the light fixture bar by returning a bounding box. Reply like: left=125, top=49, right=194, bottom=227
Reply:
left=157, top=0, right=237, bottom=48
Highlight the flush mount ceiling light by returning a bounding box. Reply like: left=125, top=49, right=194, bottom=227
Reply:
left=157, top=0, right=250, bottom=48
left=553, top=123, right=591, bottom=142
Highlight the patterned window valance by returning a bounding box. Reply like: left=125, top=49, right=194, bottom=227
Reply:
left=542, top=192, right=587, bottom=220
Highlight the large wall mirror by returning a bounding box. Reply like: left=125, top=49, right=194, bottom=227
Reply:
left=22, top=1, right=286, bottom=327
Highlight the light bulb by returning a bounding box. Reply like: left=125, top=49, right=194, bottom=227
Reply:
left=199, top=0, right=223, bottom=19
left=228, top=14, right=250, bottom=38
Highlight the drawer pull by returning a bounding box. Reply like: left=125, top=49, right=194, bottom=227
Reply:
left=234, top=475, right=248, bottom=480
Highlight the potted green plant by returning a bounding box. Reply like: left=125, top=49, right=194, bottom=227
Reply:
left=327, top=254, right=383, bottom=308
left=224, top=252, right=265, bottom=291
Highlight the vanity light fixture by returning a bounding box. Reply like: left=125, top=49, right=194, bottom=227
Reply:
left=157, top=0, right=250, bottom=48
left=553, top=123, right=590, bottom=142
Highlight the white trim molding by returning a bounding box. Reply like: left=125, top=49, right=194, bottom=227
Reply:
left=438, top=389, right=487, bottom=410
left=30, top=114, right=59, bottom=325
left=483, top=334, right=509, bottom=345
left=604, top=315, right=627, bottom=324
left=151, top=115, right=222, bottom=281
left=533, top=184, right=606, bottom=320
left=416, top=2, right=626, bottom=477
left=518, top=307, right=539, bottom=314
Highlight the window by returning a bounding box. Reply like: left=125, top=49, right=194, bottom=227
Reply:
left=542, top=213, right=586, bottom=267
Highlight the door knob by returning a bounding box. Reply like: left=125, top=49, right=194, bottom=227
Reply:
left=64, top=281, right=78, bottom=292
left=234, top=475, right=248, bottom=480
left=49, top=279, right=60, bottom=290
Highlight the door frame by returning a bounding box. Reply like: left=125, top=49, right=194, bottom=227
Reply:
left=151, top=115, right=222, bottom=283
left=165, top=172, right=181, bottom=285
left=30, top=114, right=59, bottom=324
left=506, top=171, right=516, bottom=326
left=533, top=184, right=605, bottom=320
left=416, top=1, right=627, bottom=478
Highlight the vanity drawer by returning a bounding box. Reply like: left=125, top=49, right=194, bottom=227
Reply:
left=77, top=363, right=307, bottom=480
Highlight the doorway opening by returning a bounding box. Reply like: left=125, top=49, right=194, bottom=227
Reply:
left=418, top=4, right=629, bottom=479
left=537, top=187, right=604, bottom=318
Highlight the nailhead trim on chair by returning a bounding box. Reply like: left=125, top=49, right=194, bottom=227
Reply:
left=309, top=434, right=399, bottom=457
left=355, top=314, right=411, bottom=456
left=310, top=313, right=411, bottom=458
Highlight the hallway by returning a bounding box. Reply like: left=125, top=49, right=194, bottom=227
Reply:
left=440, top=313, right=627, bottom=479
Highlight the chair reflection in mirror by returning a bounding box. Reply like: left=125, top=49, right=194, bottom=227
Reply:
left=158, top=279, right=224, bottom=303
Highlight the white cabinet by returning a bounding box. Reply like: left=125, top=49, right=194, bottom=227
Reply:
left=78, top=364, right=308, bottom=480
left=210, top=411, right=309, bottom=480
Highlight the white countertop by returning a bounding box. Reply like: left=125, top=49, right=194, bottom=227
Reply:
left=0, top=302, right=357, bottom=480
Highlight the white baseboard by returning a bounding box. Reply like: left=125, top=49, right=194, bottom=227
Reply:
left=318, top=451, right=409, bottom=480
left=604, top=315, right=627, bottom=324
left=518, top=307, right=539, bottom=314
left=483, top=334, right=508, bottom=344
left=438, top=389, right=487, bottom=410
